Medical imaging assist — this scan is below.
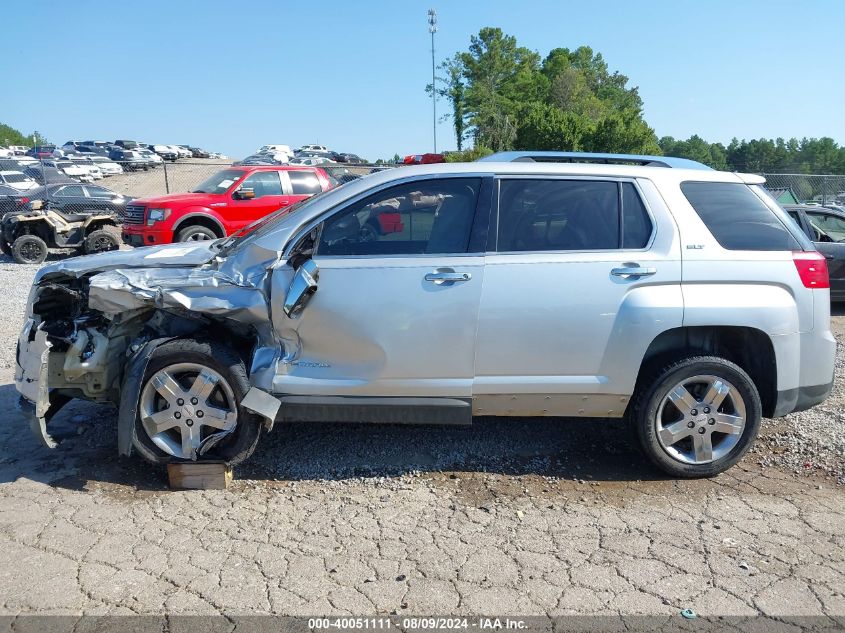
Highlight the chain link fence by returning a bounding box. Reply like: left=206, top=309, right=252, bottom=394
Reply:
left=762, top=173, right=845, bottom=208
left=0, top=152, right=393, bottom=219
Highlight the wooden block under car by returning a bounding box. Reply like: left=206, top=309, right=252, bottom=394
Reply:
left=167, top=462, right=232, bottom=490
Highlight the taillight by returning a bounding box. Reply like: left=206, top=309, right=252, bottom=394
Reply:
left=19, top=197, right=29, bottom=204
left=793, top=251, right=830, bottom=289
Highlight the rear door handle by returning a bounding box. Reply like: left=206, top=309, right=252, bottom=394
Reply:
left=611, top=266, right=656, bottom=278
left=424, top=271, right=471, bottom=285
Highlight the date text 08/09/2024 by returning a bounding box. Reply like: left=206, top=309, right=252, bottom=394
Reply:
left=307, top=617, right=529, bottom=630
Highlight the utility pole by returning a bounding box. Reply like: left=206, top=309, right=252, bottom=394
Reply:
left=428, top=8, right=437, bottom=153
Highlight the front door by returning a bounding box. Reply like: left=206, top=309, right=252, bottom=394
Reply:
left=473, top=176, right=683, bottom=417
left=270, top=176, right=488, bottom=404
left=228, top=170, right=287, bottom=232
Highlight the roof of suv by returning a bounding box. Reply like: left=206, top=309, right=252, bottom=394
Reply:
left=479, top=151, right=712, bottom=170
left=361, top=161, right=763, bottom=186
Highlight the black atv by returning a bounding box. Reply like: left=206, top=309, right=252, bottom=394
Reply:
left=0, top=201, right=123, bottom=264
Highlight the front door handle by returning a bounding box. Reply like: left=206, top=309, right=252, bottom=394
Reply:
left=424, top=270, right=471, bottom=285
left=611, top=265, right=657, bottom=278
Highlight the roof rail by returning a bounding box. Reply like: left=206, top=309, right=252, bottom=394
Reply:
left=477, top=151, right=713, bottom=170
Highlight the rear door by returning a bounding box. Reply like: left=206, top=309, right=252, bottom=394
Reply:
left=228, top=170, right=286, bottom=231
left=803, top=209, right=845, bottom=297
left=474, top=177, right=682, bottom=416
left=283, top=169, right=325, bottom=207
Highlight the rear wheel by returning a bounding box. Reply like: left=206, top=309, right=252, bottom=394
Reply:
left=631, top=356, right=761, bottom=478
left=176, top=225, right=217, bottom=242
left=11, top=234, right=48, bottom=264
left=84, top=226, right=121, bottom=254
left=131, top=339, right=261, bottom=465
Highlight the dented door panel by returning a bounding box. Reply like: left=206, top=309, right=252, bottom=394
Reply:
left=270, top=256, right=485, bottom=397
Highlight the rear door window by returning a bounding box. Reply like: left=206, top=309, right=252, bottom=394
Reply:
left=681, top=182, right=800, bottom=251
left=288, top=170, right=323, bottom=195
left=496, top=179, right=653, bottom=252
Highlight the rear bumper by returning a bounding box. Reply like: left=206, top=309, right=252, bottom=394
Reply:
left=773, top=380, right=834, bottom=417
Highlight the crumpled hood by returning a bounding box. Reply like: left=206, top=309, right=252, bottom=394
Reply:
left=35, top=242, right=219, bottom=283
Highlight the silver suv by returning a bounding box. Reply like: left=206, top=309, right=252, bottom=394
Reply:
left=15, top=152, right=836, bottom=477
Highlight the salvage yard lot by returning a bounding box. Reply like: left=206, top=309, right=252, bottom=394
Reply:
left=0, top=260, right=843, bottom=617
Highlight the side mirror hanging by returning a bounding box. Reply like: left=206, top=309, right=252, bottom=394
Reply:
left=283, top=259, right=319, bottom=318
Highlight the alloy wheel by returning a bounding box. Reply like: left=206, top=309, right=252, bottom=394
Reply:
left=655, top=374, right=746, bottom=464
left=139, top=362, right=238, bottom=460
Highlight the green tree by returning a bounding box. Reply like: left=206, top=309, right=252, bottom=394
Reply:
left=514, top=103, right=589, bottom=150
left=0, top=123, right=44, bottom=147
left=589, top=113, right=660, bottom=154
left=426, top=55, right=468, bottom=151
left=458, top=27, right=541, bottom=151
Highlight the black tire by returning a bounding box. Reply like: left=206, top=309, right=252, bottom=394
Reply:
left=176, top=225, right=217, bottom=242
left=131, top=339, right=262, bottom=466
left=630, top=356, right=762, bottom=478
left=11, top=234, right=48, bottom=264
left=84, top=226, right=121, bottom=254
left=0, top=239, right=10, bottom=256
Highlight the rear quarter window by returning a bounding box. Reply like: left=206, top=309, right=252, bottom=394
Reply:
left=681, top=182, right=800, bottom=251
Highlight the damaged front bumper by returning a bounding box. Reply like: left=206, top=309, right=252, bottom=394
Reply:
left=15, top=320, right=67, bottom=448
left=15, top=240, right=287, bottom=454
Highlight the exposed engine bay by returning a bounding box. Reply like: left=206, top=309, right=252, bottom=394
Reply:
left=16, top=242, right=286, bottom=453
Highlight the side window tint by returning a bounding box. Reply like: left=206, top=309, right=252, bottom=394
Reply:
left=318, top=178, right=481, bottom=256
left=240, top=172, right=282, bottom=198
left=86, top=187, right=111, bottom=198
left=621, top=182, right=652, bottom=248
left=807, top=212, right=845, bottom=242
left=289, top=170, right=323, bottom=195
left=497, top=179, right=619, bottom=252
left=54, top=185, right=84, bottom=197
left=681, top=182, right=800, bottom=251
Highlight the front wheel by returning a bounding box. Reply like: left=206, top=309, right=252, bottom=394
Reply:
left=131, top=339, right=261, bottom=465
left=11, top=234, right=48, bottom=264
left=631, top=356, right=762, bottom=478
left=176, top=225, right=217, bottom=242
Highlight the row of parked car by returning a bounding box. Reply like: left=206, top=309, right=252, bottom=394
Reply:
left=1, top=141, right=226, bottom=175
left=236, top=144, right=365, bottom=167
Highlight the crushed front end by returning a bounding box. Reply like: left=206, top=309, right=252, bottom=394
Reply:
left=16, top=274, right=151, bottom=447
left=15, top=241, right=284, bottom=452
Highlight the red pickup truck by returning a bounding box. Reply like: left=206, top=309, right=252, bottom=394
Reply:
left=122, top=165, right=333, bottom=245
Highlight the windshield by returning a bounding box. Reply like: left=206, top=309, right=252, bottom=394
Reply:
left=216, top=189, right=335, bottom=256
left=192, top=168, right=245, bottom=194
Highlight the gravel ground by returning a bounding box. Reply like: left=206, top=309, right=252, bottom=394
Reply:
left=0, top=256, right=843, bottom=618
left=1, top=258, right=842, bottom=484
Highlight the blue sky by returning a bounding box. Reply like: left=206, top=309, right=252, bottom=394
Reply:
left=2, top=0, right=843, bottom=159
